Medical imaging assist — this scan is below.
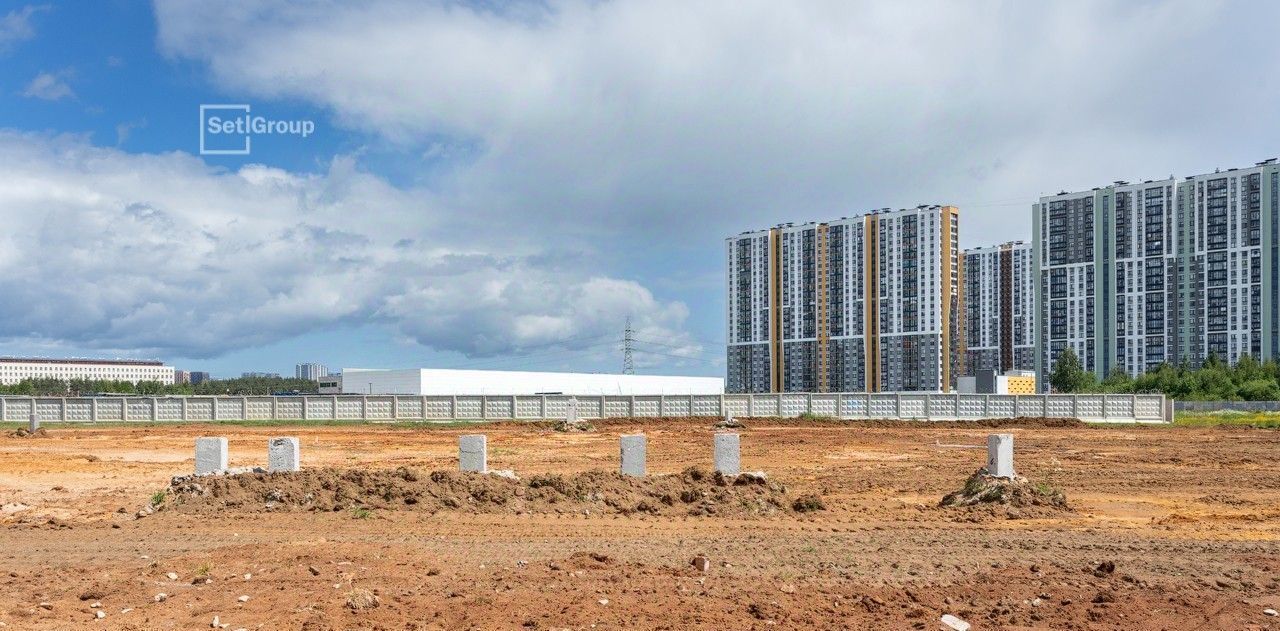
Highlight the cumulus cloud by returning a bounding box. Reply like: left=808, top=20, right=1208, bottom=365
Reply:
left=22, top=70, right=74, bottom=100
left=0, top=4, right=45, bottom=54
left=152, top=0, right=1280, bottom=249
left=0, top=131, right=698, bottom=359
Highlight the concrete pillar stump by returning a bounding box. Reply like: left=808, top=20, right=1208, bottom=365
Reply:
left=714, top=433, right=740, bottom=475
left=268, top=437, right=301, bottom=472
left=459, top=434, right=488, bottom=473
left=619, top=434, right=646, bottom=477
left=987, top=433, right=1015, bottom=478
left=195, top=437, right=228, bottom=475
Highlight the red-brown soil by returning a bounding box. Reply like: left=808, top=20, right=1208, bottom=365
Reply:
left=1, top=418, right=1278, bottom=629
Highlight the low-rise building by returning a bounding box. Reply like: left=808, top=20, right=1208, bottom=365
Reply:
left=0, top=357, right=176, bottom=385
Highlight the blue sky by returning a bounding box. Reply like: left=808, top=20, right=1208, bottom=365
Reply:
left=1, top=1, right=1278, bottom=378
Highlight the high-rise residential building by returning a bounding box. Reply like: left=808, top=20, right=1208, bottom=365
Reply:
left=0, top=357, right=176, bottom=385
left=174, top=370, right=191, bottom=384
left=963, top=241, right=1034, bottom=375
left=295, top=363, right=328, bottom=381
left=189, top=371, right=211, bottom=385
left=726, top=205, right=962, bottom=393
left=1033, top=159, right=1280, bottom=385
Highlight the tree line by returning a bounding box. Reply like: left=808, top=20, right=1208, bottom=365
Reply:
left=1048, top=348, right=1280, bottom=400
left=0, top=375, right=321, bottom=397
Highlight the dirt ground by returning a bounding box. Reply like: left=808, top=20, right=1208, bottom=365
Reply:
left=1, top=418, right=1279, bottom=630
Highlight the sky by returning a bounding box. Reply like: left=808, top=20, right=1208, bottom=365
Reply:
left=0, top=1, right=1278, bottom=379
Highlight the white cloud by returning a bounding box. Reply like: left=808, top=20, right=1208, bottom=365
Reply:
left=150, top=0, right=1280, bottom=249
left=0, top=4, right=45, bottom=54
left=22, top=70, right=74, bottom=101
left=0, top=131, right=698, bottom=359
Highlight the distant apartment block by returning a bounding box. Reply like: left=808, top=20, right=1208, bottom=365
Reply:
left=174, top=370, right=191, bottom=384
left=963, top=241, right=1034, bottom=374
left=241, top=372, right=282, bottom=379
left=189, top=371, right=211, bottom=385
left=0, top=357, right=176, bottom=386
left=295, top=363, right=328, bottom=381
left=1034, top=159, right=1280, bottom=384
left=727, top=205, right=962, bottom=393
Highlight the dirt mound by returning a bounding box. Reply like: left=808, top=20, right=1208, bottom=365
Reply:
left=8, top=427, right=50, bottom=438
left=551, top=419, right=595, bottom=432
left=940, top=468, right=1070, bottom=520
left=161, top=466, right=805, bottom=518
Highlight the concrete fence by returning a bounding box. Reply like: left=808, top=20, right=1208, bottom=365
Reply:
left=1173, top=400, right=1280, bottom=412
left=0, top=392, right=1170, bottom=423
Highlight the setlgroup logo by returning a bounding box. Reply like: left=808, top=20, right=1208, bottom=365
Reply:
left=199, top=104, right=315, bottom=155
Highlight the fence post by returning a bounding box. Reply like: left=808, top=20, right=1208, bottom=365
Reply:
left=659, top=395, right=666, bottom=417
left=895, top=392, right=902, bottom=419
left=1101, top=395, right=1109, bottom=420
left=0, top=397, right=5, bottom=423
left=301, top=397, right=309, bottom=421
left=421, top=395, right=428, bottom=420
left=1131, top=394, right=1138, bottom=421
left=240, top=396, right=248, bottom=421
left=748, top=394, right=755, bottom=416
left=629, top=395, right=636, bottom=418
left=149, top=397, right=157, bottom=422
left=1071, top=394, right=1079, bottom=419
left=835, top=393, right=843, bottom=418
left=481, top=396, right=488, bottom=420
left=922, top=393, right=930, bottom=420
left=689, top=394, right=695, bottom=416
left=179, top=397, right=185, bottom=422
left=392, top=396, right=400, bottom=420
left=211, top=397, right=219, bottom=421
left=361, top=395, right=369, bottom=421
left=451, top=395, right=459, bottom=420
left=807, top=393, right=814, bottom=415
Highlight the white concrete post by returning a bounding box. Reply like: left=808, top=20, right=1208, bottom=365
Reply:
left=835, top=393, right=843, bottom=418
left=923, top=393, right=930, bottom=419
left=895, top=393, right=902, bottom=419
left=565, top=397, right=578, bottom=423
left=629, top=395, right=636, bottom=418
left=689, top=394, right=695, bottom=416
left=177, top=397, right=185, bottom=422
left=194, top=437, right=228, bottom=475
left=807, top=393, right=814, bottom=414
left=331, top=395, right=339, bottom=421
left=450, top=395, right=458, bottom=420
left=361, top=395, right=369, bottom=421
left=713, top=433, right=741, bottom=475
left=458, top=435, right=487, bottom=473
left=240, top=396, right=248, bottom=421
left=986, top=434, right=1014, bottom=478
left=421, top=395, right=428, bottom=420
left=268, top=437, right=301, bottom=472
left=481, top=396, right=488, bottom=420
left=1071, top=394, right=1078, bottom=418
left=301, top=396, right=309, bottom=421
left=28, top=402, right=39, bottom=433
left=150, top=397, right=158, bottom=422
left=392, top=396, right=399, bottom=420
left=748, top=394, right=755, bottom=417
left=658, top=395, right=666, bottom=417
left=0, top=397, right=5, bottom=423
left=620, top=434, right=646, bottom=477
left=271, top=397, right=279, bottom=421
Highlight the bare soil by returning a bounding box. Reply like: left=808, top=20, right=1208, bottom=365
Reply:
left=1, top=418, right=1279, bottom=629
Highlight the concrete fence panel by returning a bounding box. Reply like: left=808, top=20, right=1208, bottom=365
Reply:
left=0, top=392, right=1171, bottom=423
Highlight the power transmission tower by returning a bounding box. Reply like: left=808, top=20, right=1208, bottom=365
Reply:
left=622, top=317, right=635, bottom=374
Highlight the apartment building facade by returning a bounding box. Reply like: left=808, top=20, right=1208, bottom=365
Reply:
left=726, top=205, right=962, bottom=393
left=1033, top=160, right=1280, bottom=385
left=963, top=241, right=1034, bottom=375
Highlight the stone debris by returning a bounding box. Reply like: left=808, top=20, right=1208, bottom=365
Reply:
left=1265, top=609, right=1278, bottom=617
left=237, top=595, right=249, bottom=602
left=690, top=556, right=710, bottom=572
left=154, top=593, right=167, bottom=602
left=95, top=610, right=105, bottom=619
left=940, top=614, right=971, bottom=631
left=598, top=599, right=609, bottom=606
left=167, top=572, right=178, bottom=580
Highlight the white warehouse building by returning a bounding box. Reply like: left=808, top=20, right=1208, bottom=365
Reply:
left=0, top=357, right=176, bottom=385
left=340, top=368, right=724, bottom=396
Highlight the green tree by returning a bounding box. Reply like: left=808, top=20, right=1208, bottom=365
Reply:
left=1049, top=348, right=1091, bottom=393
